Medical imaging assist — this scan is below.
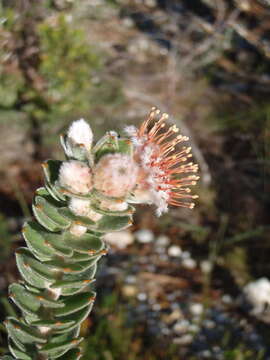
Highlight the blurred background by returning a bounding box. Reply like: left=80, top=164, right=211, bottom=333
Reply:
left=0, top=0, right=270, bottom=359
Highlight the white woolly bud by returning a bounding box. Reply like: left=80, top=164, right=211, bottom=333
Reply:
left=68, top=119, right=93, bottom=150
left=47, top=287, right=62, bottom=300
left=100, top=199, right=128, bottom=211
left=93, top=154, right=138, bottom=198
left=69, top=197, right=102, bottom=221
left=39, top=326, right=51, bottom=335
left=88, top=208, right=103, bottom=222
left=69, top=224, right=87, bottom=237
left=69, top=198, right=91, bottom=216
left=59, top=161, right=93, bottom=194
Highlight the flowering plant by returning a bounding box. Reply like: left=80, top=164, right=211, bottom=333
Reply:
left=2, top=108, right=198, bottom=360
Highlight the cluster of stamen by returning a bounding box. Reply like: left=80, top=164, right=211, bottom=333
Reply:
left=126, top=107, right=199, bottom=215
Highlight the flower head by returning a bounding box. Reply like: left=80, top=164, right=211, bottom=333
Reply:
left=59, top=160, right=93, bottom=195
left=125, top=107, right=199, bottom=216
left=67, top=119, right=93, bottom=150
left=93, top=154, right=138, bottom=198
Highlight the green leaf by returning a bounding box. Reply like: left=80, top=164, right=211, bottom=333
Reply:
left=5, top=317, right=46, bottom=344
left=8, top=331, right=27, bottom=352
left=56, top=348, right=82, bottom=360
left=23, top=283, right=40, bottom=293
left=8, top=339, right=32, bottom=360
left=22, top=221, right=56, bottom=261
left=42, top=160, right=63, bottom=185
left=93, top=132, right=119, bottom=162
left=60, top=287, right=87, bottom=296
left=42, top=161, right=69, bottom=201
left=47, top=330, right=83, bottom=358
left=57, top=188, right=93, bottom=200
left=60, top=265, right=97, bottom=296
left=51, top=278, right=94, bottom=290
left=23, top=313, right=39, bottom=324
left=117, top=138, right=133, bottom=155
left=90, top=202, right=135, bottom=217
left=58, top=208, right=95, bottom=228
left=9, top=284, right=40, bottom=316
left=93, top=135, right=133, bottom=163
left=16, top=248, right=57, bottom=288
left=60, top=134, right=89, bottom=162
left=38, top=229, right=74, bottom=258
left=44, top=257, right=100, bottom=274
left=68, top=250, right=105, bottom=263
left=33, top=203, right=62, bottom=232
left=2, top=355, right=17, bottom=360
left=63, top=231, right=104, bottom=254
left=33, top=291, right=64, bottom=309
left=39, top=336, right=82, bottom=358
left=96, top=214, right=132, bottom=232
left=55, top=291, right=96, bottom=316
left=45, top=180, right=66, bottom=201
left=31, top=319, right=75, bottom=331
left=34, top=196, right=71, bottom=229
left=55, top=304, right=94, bottom=334
left=23, top=221, right=73, bottom=259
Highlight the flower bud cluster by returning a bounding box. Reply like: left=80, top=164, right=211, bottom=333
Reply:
left=58, top=119, right=139, bottom=236
left=58, top=111, right=198, bottom=235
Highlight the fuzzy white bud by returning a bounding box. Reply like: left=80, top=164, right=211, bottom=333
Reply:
left=59, top=160, right=93, bottom=194
left=93, top=154, right=138, bottom=198
left=69, top=224, right=87, bottom=237
left=69, top=197, right=103, bottom=222
left=100, top=199, right=128, bottom=212
left=68, top=119, right=93, bottom=150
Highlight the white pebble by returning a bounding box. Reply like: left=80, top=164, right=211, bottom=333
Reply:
left=201, top=350, right=212, bottom=358
left=222, top=294, right=232, bottom=304
left=243, top=277, right=270, bottom=315
left=181, top=251, right=191, bottom=259
left=203, top=319, right=215, bottom=329
left=200, top=260, right=213, bottom=274
left=189, top=303, right=203, bottom=316
left=145, top=0, right=156, bottom=7
left=159, top=254, right=169, bottom=261
left=173, top=334, right=193, bottom=345
left=168, top=245, right=182, bottom=257
left=122, top=18, right=134, bottom=28
left=161, top=327, right=170, bottom=335
left=156, top=235, right=170, bottom=247
left=125, top=275, right=137, bottom=284
left=189, top=324, right=199, bottom=333
left=173, top=320, right=190, bottom=334
left=135, top=229, right=154, bottom=243
left=152, top=303, right=161, bottom=311
left=182, top=258, right=196, bottom=269
left=137, top=293, right=147, bottom=301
